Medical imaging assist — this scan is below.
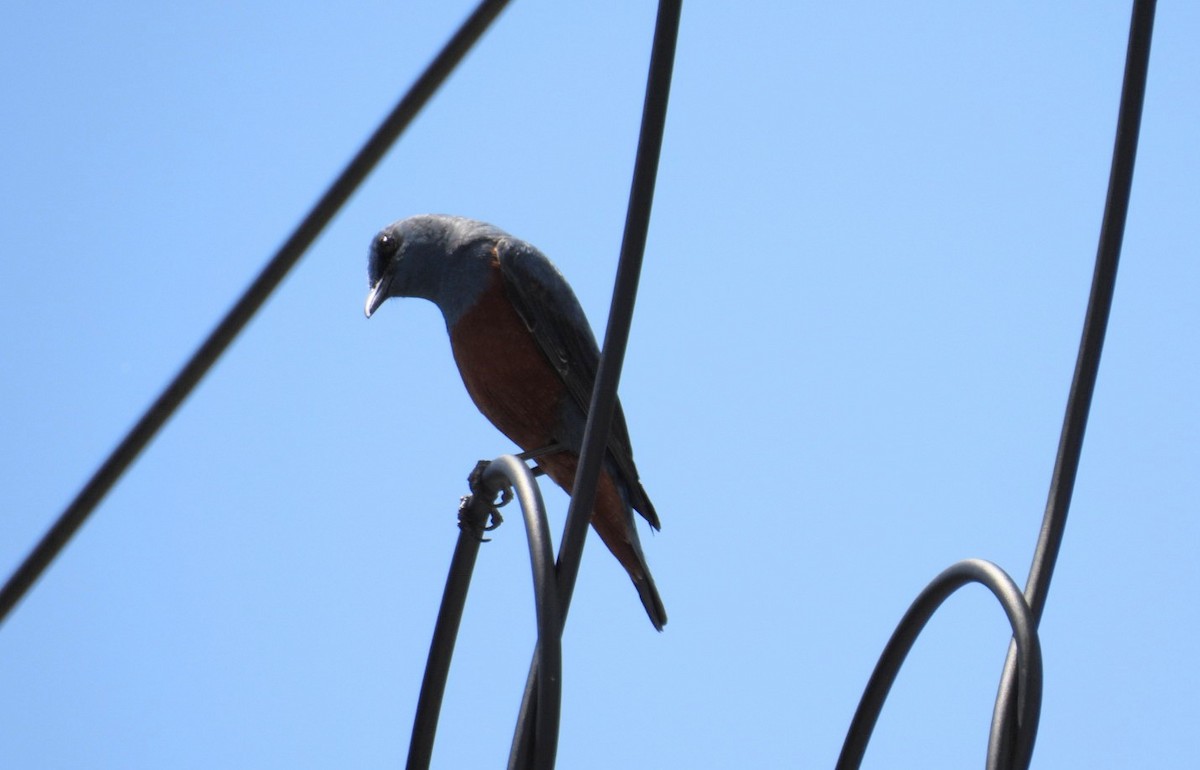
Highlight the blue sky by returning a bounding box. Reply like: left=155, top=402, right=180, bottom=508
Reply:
left=2, top=2, right=1197, bottom=767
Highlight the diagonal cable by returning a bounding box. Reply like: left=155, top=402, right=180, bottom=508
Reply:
left=0, top=0, right=513, bottom=627
left=553, top=0, right=681, bottom=627
left=508, top=2, right=682, bottom=767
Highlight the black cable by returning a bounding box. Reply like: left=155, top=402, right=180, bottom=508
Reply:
left=496, top=456, right=563, bottom=770
left=406, top=477, right=495, bottom=770
left=0, top=0, right=512, bottom=627
left=407, top=456, right=561, bottom=770
left=839, top=4, right=1155, bottom=766
left=836, top=559, right=1042, bottom=770
left=507, top=2, right=682, bottom=767
left=986, top=2, right=1156, bottom=766
left=552, top=0, right=682, bottom=616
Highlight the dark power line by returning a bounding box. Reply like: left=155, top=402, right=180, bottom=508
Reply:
left=0, top=0, right=513, bottom=627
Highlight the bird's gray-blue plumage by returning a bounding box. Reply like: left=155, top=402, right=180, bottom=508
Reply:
left=366, top=215, right=504, bottom=327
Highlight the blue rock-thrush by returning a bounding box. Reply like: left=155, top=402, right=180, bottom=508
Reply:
left=365, top=214, right=665, bottom=629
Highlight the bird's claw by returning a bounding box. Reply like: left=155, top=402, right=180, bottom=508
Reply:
left=458, top=495, right=499, bottom=541
left=460, top=460, right=511, bottom=541
left=466, top=460, right=491, bottom=491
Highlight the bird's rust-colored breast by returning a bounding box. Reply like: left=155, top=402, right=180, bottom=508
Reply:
left=448, top=258, right=566, bottom=453
left=449, top=266, right=648, bottom=582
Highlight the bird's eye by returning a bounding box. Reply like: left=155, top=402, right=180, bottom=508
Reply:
left=369, top=232, right=401, bottom=286
left=377, top=230, right=405, bottom=254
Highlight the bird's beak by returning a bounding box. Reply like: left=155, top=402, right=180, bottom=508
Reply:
left=364, top=276, right=390, bottom=318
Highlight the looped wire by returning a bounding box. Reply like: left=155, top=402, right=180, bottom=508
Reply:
left=836, top=559, right=1042, bottom=770
left=409, top=455, right=562, bottom=770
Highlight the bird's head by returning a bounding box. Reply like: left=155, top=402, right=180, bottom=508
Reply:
left=364, top=214, right=502, bottom=323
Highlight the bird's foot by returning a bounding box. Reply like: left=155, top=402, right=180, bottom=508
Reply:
left=467, top=459, right=514, bottom=508
left=458, top=494, right=504, bottom=542
left=466, top=459, right=490, bottom=491
left=459, top=460, right=511, bottom=541
left=516, top=443, right=562, bottom=478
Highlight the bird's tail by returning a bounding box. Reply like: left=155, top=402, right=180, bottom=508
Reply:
left=537, top=452, right=667, bottom=630
left=632, top=568, right=668, bottom=631
left=591, top=488, right=668, bottom=631
left=620, top=503, right=667, bottom=630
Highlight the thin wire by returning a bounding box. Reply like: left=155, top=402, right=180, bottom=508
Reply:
left=406, top=476, right=496, bottom=770
left=508, top=3, right=682, bottom=766
left=406, top=456, right=561, bottom=770
left=493, top=456, right=563, bottom=770
left=552, top=0, right=681, bottom=615
left=987, top=1, right=1156, bottom=766
left=836, top=559, right=1042, bottom=770
left=0, top=0, right=513, bottom=628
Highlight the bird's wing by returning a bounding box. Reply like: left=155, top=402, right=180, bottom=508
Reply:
left=497, top=238, right=659, bottom=529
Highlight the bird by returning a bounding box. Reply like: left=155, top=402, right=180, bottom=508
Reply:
left=364, top=214, right=666, bottom=630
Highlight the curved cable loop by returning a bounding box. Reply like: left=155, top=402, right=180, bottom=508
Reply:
left=837, top=559, right=1042, bottom=770
left=407, top=455, right=562, bottom=770
left=987, top=2, right=1156, bottom=765
left=0, top=0, right=513, bottom=628
left=486, top=456, right=563, bottom=770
